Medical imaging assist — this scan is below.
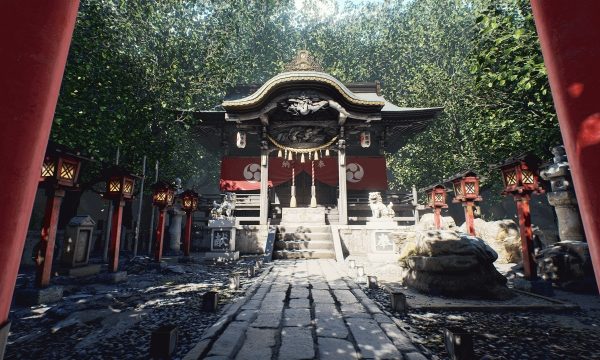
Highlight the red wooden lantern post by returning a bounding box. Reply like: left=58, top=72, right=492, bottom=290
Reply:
left=424, top=184, right=448, bottom=229
left=447, top=171, right=482, bottom=236
left=104, top=167, right=137, bottom=273
left=496, top=155, right=544, bottom=280
left=152, top=181, right=175, bottom=262
left=181, top=190, right=199, bottom=257
left=36, top=143, right=83, bottom=288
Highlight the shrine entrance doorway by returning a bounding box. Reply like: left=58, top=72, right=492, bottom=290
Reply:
left=273, top=172, right=338, bottom=208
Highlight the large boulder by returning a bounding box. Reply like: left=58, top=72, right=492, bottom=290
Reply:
left=399, top=230, right=513, bottom=299
left=417, top=213, right=457, bottom=231
left=536, top=241, right=597, bottom=293
left=461, top=219, right=522, bottom=264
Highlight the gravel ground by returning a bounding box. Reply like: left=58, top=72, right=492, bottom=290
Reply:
left=5, top=256, right=266, bottom=360
left=362, top=285, right=600, bottom=360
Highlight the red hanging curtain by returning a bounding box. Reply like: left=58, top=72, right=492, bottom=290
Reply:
left=345, top=156, right=388, bottom=190
left=220, top=157, right=271, bottom=191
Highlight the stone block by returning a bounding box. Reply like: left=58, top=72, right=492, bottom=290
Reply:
left=444, top=327, right=475, bottom=360
left=289, top=298, right=311, bottom=308
left=380, top=323, right=418, bottom=352
left=404, top=352, right=428, bottom=360
left=235, top=328, right=277, bottom=360
left=340, top=303, right=371, bottom=319
left=283, top=308, right=312, bottom=327
left=150, top=324, right=178, bottom=359
left=279, top=327, right=315, bottom=360
left=318, top=337, right=359, bottom=359
left=346, top=318, right=401, bottom=359
left=182, top=338, right=211, bottom=360
left=207, top=322, right=248, bottom=358
left=235, top=310, right=258, bottom=323
left=98, top=271, right=128, bottom=284
left=290, top=287, right=310, bottom=299
left=61, top=264, right=102, bottom=277
left=241, top=299, right=262, bottom=310
left=252, top=311, right=283, bottom=328
left=311, top=289, right=335, bottom=304
left=333, top=289, right=358, bottom=304
left=15, top=286, right=64, bottom=306
left=315, top=316, right=348, bottom=339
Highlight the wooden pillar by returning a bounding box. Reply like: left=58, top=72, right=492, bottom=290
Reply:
left=259, top=149, right=269, bottom=225
left=108, top=200, right=125, bottom=272
left=154, top=210, right=167, bottom=262
left=338, top=140, right=348, bottom=225
left=0, top=3, right=79, bottom=355
left=433, top=207, right=442, bottom=230
left=530, top=1, right=600, bottom=290
left=183, top=212, right=193, bottom=256
left=464, top=201, right=476, bottom=236
left=516, top=194, right=536, bottom=279
left=35, top=188, right=65, bottom=288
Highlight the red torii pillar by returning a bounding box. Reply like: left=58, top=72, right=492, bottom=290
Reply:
left=0, top=2, right=80, bottom=357
left=531, top=1, right=600, bottom=291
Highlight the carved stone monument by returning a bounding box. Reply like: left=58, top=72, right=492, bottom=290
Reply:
left=168, top=178, right=185, bottom=253
left=206, top=193, right=239, bottom=261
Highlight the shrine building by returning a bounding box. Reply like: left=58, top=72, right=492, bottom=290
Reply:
left=193, top=51, right=442, bottom=258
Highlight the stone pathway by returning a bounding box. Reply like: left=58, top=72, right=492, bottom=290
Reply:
left=185, top=259, right=427, bottom=360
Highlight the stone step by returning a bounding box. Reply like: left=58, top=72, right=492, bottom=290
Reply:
left=277, top=224, right=331, bottom=233
left=274, top=249, right=335, bottom=259
left=275, top=240, right=334, bottom=251
left=278, top=232, right=332, bottom=241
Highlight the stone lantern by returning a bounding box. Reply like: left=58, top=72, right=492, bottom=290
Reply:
left=151, top=181, right=175, bottom=262
left=446, top=171, right=482, bottom=236
left=424, top=184, right=448, bottom=230
left=180, top=189, right=199, bottom=257
left=494, top=154, right=544, bottom=279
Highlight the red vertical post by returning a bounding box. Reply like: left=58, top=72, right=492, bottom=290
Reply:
left=35, top=189, right=65, bottom=288
left=433, top=208, right=442, bottom=230
left=108, top=200, right=125, bottom=273
left=154, top=210, right=167, bottom=262
left=530, top=1, right=600, bottom=291
left=464, top=201, right=476, bottom=236
left=516, top=194, right=536, bottom=279
left=0, top=3, right=80, bottom=349
left=183, top=212, right=193, bottom=257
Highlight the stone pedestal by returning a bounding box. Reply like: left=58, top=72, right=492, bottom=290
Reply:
left=281, top=207, right=325, bottom=225
left=366, top=221, right=398, bottom=262
left=546, top=191, right=585, bottom=242
left=59, top=264, right=101, bottom=278
left=206, top=218, right=239, bottom=261
left=15, top=286, right=64, bottom=306
left=168, top=207, right=185, bottom=253
left=98, top=271, right=128, bottom=284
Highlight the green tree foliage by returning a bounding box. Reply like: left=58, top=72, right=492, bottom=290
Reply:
left=51, top=0, right=559, bottom=194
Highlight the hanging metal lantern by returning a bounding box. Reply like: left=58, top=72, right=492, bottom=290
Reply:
left=360, top=131, right=371, bottom=148
left=236, top=131, right=247, bottom=149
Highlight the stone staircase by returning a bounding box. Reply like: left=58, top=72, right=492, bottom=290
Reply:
left=273, top=207, right=336, bottom=259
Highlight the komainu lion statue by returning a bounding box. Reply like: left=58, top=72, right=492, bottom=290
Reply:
left=368, top=192, right=395, bottom=219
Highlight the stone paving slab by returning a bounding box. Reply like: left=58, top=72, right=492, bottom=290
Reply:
left=289, top=298, right=311, bottom=308
left=346, top=318, right=402, bottom=359
left=207, top=321, right=247, bottom=358
left=279, top=327, right=315, bottom=360
left=235, top=328, right=277, bottom=360
left=283, top=308, right=312, bottom=327
left=318, top=337, right=359, bottom=359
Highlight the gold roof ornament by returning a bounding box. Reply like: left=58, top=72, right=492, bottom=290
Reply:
left=284, top=50, right=324, bottom=72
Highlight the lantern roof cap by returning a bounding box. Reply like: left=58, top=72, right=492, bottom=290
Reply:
left=46, top=140, right=94, bottom=162
left=443, top=170, right=479, bottom=183
left=103, top=164, right=142, bottom=179
left=420, top=183, right=447, bottom=192
left=152, top=180, right=175, bottom=190
left=181, top=189, right=200, bottom=196
left=489, top=153, right=542, bottom=171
